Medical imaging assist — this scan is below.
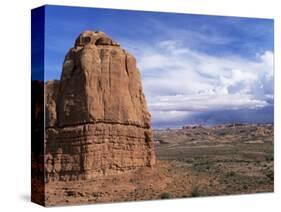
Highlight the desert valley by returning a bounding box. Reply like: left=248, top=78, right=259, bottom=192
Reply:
left=43, top=123, right=273, bottom=205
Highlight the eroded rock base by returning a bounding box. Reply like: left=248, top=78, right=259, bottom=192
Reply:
left=45, top=123, right=155, bottom=181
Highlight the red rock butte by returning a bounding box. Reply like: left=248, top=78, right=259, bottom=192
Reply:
left=45, top=31, right=156, bottom=181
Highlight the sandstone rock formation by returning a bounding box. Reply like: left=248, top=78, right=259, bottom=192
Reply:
left=45, top=31, right=156, bottom=181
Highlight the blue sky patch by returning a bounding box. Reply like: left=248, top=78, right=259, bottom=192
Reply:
left=43, top=5, right=274, bottom=128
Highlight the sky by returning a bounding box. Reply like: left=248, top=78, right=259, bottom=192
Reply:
left=41, top=5, right=274, bottom=128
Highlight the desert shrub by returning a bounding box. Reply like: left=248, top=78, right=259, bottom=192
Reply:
left=266, top=170, right=274, bottom=181
left=191, top=184, right=200, bottom=197
left=160, top=192, right=172, bottom=199
left=225, top=171, right=236, bottom=177
left=217, top=131, right=226, bottom=136
left=64, top=190, right=76, bottom=197
left=256, top=178, right=268, bottom=184
left=265, top=155, right=274, bottom=162
left=243, top=184, right=248, bottom=190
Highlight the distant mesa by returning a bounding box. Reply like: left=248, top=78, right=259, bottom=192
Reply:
left=45, top=31, right=156, bottom=181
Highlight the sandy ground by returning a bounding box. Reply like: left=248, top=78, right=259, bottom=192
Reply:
left=43, top=124, right=273, bottom=206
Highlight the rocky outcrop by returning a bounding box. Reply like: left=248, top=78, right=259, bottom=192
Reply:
left=45, top=31, right=155, bottom=181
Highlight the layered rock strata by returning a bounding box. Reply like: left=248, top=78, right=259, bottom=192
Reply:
left=45, top=31, right=155, bottom=181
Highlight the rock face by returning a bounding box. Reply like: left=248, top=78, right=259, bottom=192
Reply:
left=45, top=31, right=156, bottom=181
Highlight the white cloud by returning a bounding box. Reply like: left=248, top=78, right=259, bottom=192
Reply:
left=126, top=40, right=274, bottom=126
left=151, top=110, right=193, bottom=126
left=148, top=94, right=268, bottom=112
